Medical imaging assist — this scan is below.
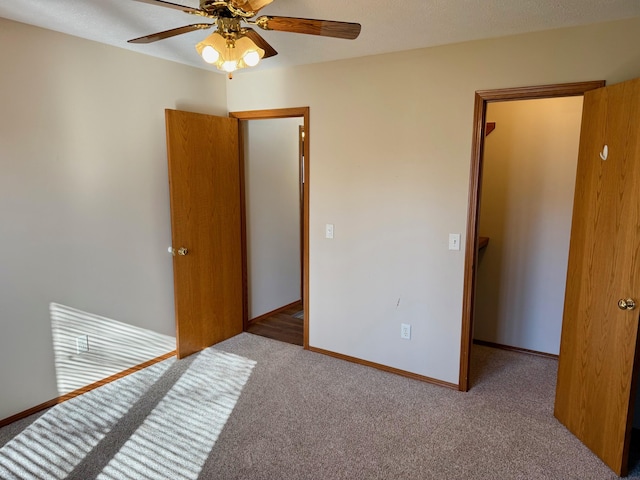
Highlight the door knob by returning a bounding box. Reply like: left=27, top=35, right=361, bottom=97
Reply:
left=618, top=298, right=636, bottom=311
left=177, top=247, right=189, bottom=256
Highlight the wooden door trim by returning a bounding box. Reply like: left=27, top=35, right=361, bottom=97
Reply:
left=230, top=107, right=308, bottom=120
left=299, top=125, right=305, bottom=300
left=458, top=81, right=605, bottom=392
left=230, top=107, right=311, bottom=349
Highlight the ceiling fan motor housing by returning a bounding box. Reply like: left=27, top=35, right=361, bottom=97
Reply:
left=218, top=16, right=243, bottom=35
left=200, top=0, right=255, bottom=18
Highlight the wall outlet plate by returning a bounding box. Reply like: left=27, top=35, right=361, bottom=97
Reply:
left=76, top=335, right=90, bottom=354
left=401, top=323, right=411, bottom=340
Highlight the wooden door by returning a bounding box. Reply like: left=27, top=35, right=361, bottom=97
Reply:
left=165, top=109, right=243, bottom=359
left=554, top=77, right=640, bottom=476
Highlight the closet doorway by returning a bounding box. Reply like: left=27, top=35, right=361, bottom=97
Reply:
left=461, top=77, right=640, bottom=476
left=459, top=81, right=604, bottom=391
left=472, top=96, right=584, bottom=358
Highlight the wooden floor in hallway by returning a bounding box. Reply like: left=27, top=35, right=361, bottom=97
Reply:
left=245, top=301, right=303, bottom=346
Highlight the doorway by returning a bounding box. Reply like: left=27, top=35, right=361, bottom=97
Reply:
left=472, top=96, right=583, bottom=358
left=458, top=81, right=605, bottom=392
left=230, top=107, right=310, bottom=349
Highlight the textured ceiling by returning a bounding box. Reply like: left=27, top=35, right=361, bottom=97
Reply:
left=1, top=0, right=640, bottom=74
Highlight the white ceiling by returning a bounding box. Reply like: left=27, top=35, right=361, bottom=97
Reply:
left=2, top=0, right=640, bottom=74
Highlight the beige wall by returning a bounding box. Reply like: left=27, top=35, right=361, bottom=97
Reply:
left=474, top=98, right=584, bottom=355
left=3, top=15, right=640, bottom=421
left=226, top=17, right=640, bottom=385
left=244, top=118, right=302, bottom=319
left=0, top=18, right=226, bottom=419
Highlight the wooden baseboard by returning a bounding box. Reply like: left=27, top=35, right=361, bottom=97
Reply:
left=248, top=300, right=301, bottom=324
left=0, top=398, right=61, bottom=429
left=307, top=346, right=458, bottom=390
left=0, top=350, right=176, bottom=428
left=473, top=339, right=558, bottom=359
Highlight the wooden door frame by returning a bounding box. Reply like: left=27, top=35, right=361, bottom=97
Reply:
left=458, top=81, right=605, bottom=392
left=299, top=125, right=305, bottom=300
left=229, top=107, right=310, bottom=349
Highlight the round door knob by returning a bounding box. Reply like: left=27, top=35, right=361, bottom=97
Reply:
left=618, top=298, right=636, bottom=311
left=177, top=247, right=189, bottom=256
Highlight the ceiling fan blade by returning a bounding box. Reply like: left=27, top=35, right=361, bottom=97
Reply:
left=256, top=16, right=361, bottom=40
left=244, top=28, right=278, bottom=58
left=229, top=0, right=274, bottom=14
left=131, top=0, right=203, bottom=15
left=128, top=23, right=213, bottom=44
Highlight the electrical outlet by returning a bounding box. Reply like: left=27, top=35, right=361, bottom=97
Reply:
left=76, top=335, right=90, bottom=354
left=401, top=323, right=411, bottom=340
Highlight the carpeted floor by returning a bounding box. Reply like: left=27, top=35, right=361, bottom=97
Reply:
left=1, top=333, right=638, bottom=479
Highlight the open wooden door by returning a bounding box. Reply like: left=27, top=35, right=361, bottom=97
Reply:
left=165, top=109, right=243, bottom=359
left=555, top=77, right=640, bottom=476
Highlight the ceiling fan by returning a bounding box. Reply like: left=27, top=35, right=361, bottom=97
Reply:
left=128, top=0, right=362, bottom=77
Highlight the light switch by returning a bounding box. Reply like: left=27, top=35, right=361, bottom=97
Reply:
left=325, top=224, right=334, bottom=239
left=449, top=233, right=461, bottom=251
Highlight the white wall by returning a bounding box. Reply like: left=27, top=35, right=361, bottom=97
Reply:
left=0, top=18, right=227, bottom=419
left=474, top=98, right=583, bottom=355
left=244, top=118, right=302, bottom=318
left=226, top=17, right=640, bottom=385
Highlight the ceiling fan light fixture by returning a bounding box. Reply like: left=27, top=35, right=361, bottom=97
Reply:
left=195, top=32, right=264, bottom=76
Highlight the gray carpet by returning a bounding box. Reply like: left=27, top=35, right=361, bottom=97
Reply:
left=1, top=333, right=639, bottom=479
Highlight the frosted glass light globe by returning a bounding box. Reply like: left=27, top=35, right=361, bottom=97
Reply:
left=201, top=45, right=219, bottom=64
left=243, top=50, right=261, bottom=67
left=222, top=60, right=238, bottom=73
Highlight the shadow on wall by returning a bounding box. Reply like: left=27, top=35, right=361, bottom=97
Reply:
left=50, top=303, right=176, bottom=395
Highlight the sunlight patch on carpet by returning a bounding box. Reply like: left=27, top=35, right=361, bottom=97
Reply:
left=0, top=348, right=255, bottom=480
left=97, top=349, right=255, bottom=480
left=0, top=359, right=174, bottom=479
